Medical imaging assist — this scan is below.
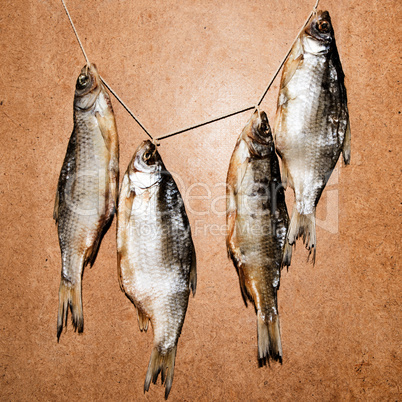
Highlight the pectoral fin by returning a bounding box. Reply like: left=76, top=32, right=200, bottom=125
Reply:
left=124, top=190, right=135, bottom=225
left=280, top=38, right=303, bottom=90
left=227, top=139, right=250, bottom=196
left=281, top=54, right=303, bottom=89
left=95, top=111, right=112, bottom=151
left=226, top=209, right=237, bottom=258
left=236, top=158, right=249, bottom=195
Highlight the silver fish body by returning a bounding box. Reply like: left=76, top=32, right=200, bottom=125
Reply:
left=117, top=140, right=196, bottom=399
left=274, top=10, right=350, bottom=264
left=226, top=110, right=289, bottom=363
left=54, top=64, right=119, bottom=340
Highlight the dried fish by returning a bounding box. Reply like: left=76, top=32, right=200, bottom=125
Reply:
left=54, top=64, right=119, bottom=340
left=117, top=140, right=196, bottom=399
left=227, top=109, right=288, bottom=362
left=274, top=10, right=350, bottom=265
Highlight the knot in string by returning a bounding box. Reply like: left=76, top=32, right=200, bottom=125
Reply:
left=151, top=138, right=160, bottom=148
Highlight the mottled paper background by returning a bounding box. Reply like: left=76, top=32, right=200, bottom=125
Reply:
left=0, top=0, right=400, bottom=400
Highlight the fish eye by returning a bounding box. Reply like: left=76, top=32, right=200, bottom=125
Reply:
left=143, top=151, right=152, bottom=161
left=318, top=20, right=330, bottom=32
left=76, top=74, right=89, bottom=89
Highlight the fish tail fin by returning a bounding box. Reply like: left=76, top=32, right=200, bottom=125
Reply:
left=267, top=317, right=282, bottom=362
left=287, top=208, right=316, bottom=263
left=144, top=346, right=177, bottom=399
left=57, top=279, right=83, bottom=341
left=257, top=312, right=282, bottom=363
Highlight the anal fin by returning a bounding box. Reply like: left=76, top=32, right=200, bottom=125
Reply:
left=137, top=309, right=149, bottom=332
left=342, top=119, right=351, bottom=165
left=237, top=267, right=250, bottom=307
left=84, top=237, right=101, bottom=268
left=280, top=161, right=293, bottom=190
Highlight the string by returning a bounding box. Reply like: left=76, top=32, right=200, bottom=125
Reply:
left=100, top=77, right=154, bottom=141
left=61, top=0, right=90, bottom=65
left=61, top=0, right=320, bottom=143
left=157, top=105, right=256, bottom=141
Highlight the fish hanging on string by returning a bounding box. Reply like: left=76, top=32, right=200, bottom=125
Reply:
left=117, top=140, right=196, bottom=399
left=226, top=109, right=289, bottom=363
left=274, top=10, right=350, bottom=265
left=54, top=64, right=119, bottom=340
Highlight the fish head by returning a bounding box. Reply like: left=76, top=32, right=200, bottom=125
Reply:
left=127, top=140, right=163, bottom=190
left=249, top=109, right=273, bottom=143
left=74, top=63, right=102, bottom=110
left=252, top=109, right=271, bottom=137
left=303, top=10, right=333, bottom=54
left=245, top=109, right=274, bottom=157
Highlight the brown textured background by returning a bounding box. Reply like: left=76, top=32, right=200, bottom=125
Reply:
left=0, top=0, right=400, bottom=400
